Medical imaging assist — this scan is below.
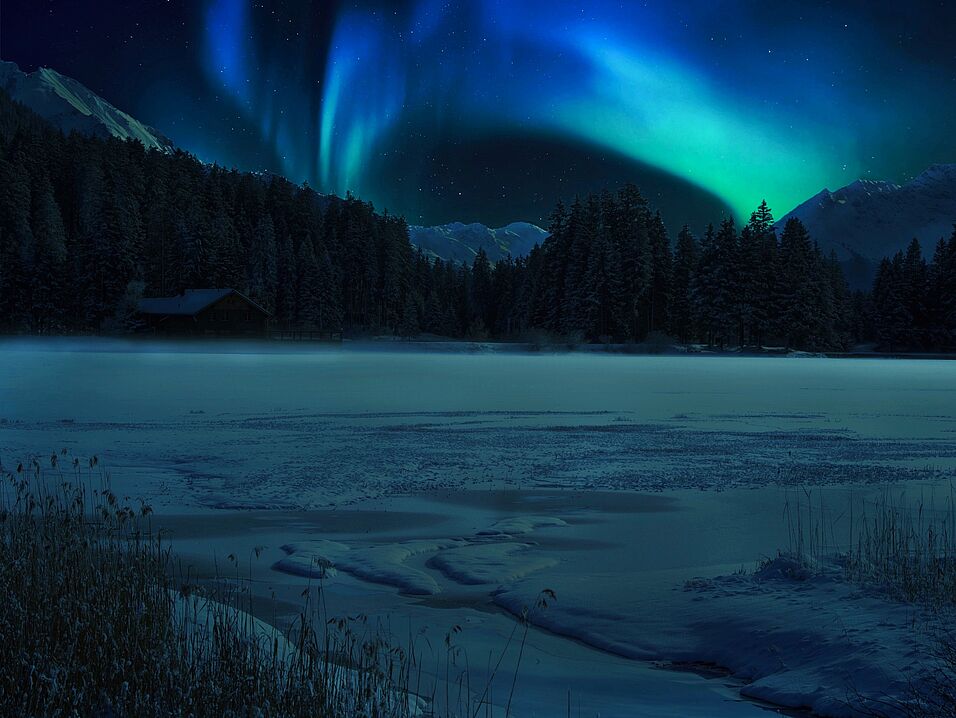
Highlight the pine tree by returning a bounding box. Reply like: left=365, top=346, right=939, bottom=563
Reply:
left=295, top=235, right=321, bottom=328
left=670, top=225, right=698, bottom=343
left=319, top=246, right=343, bottom=333
left=471, top=248, right=494, bottom=331
left=0, top=156, right=33, bottom=329
left=775, top=218, right=816, bottom=349
left=826, top=250, right=852, bottom=349
left=423, top=292, right=444, bottom=335
left=871, top=252, right=909, bottom=351
left=275, top=231, right=296, bottom=326
left=248, top=215, right=278, bottom=312
left=614, top=183, right=650, bottom=339
left=741, top=200, right=778, bottom=346
left=398, top=293, right=420, bottom=338
left=29, top=176, right=67, bottom=332
left=709, top=218, right=740, bottom=347
left=808, top=243, right=837, bottom=350
left=580, top=218, right=627, bottom=341
left=692, top=223, right=718, bottom=345
left=646, top=211, right=672, bottom=336
left=928, top=231, right=956, bottom=348
left=901, top=238, right=928, bottom=349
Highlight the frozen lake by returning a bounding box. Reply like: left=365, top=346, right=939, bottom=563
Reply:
left=2, top=338, right=955, bottom=716
left=3, top=338, right=955, bottom=510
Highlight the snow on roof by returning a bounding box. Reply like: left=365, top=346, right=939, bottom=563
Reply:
left=137, top=289, right=269, bottom=317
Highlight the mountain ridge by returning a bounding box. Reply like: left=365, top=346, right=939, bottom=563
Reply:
left=777, top=165, right=956, bottom=287
left=0, top=60, right=175, bottom=153
left=409, top=221, right=549, bottom=263
left=4, top=58, right=954, bottom=282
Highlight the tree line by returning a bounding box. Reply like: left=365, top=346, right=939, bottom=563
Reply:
left=870, top=236, right=956, bottom=351
left=0, top=90, right=410, bottom=334
left=1, top=89, right=954, bottom=352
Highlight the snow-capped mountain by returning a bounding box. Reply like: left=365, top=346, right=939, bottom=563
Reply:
left=409, top=221, right=548, bottom=263
left=777, top=165, right=956, bottom=286
left=0, top=60, right=174, bottom=153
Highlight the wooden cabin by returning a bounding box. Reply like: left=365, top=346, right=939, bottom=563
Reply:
left=137, top=289, right=271, bottom=337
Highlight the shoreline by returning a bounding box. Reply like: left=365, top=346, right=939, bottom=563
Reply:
left=155, top=482, right=939, bottom=717
left=2, top=333, right=955, bottom=360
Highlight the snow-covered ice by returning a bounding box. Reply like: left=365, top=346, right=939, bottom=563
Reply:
left=277, top=539, right=462, bottom=595
left=429, top=542, right=558, bottom=585
left=2, top=338, right=955, bottom=716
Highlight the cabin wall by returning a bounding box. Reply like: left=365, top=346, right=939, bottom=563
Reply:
left=193, top=295, right=269, bottom=335
left=143, top=295, right=269, bottom=336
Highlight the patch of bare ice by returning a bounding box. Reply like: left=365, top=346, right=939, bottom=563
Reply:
left=428, top=542, right=558, bottom=585
left=476, top=516, right=568, bottom=537
left=276, top=539, right=463, bottom=595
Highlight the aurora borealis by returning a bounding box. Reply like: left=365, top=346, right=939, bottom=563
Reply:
left=4, top=1, right=956, bottom=227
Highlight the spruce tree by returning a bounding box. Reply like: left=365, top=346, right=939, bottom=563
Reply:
left=314, top=246, right=342, bottom=333
left=646, top=211, right=672, bottom=336
left=928, top=231, right=956, bottom=348
left=399, top=293, right=420, bottom=338
left=871, top=252, right=909, bottom=351
left=275, top=231, right=296, bottom=326
left=670, top=226, right=698, bottom=343
left=29, top=176, right=67, bottom=332
left=742, top=200, right=778, bottom=346
left=0, top=156, right=33, bottom=329
left=775, top=218, right=816, bottom=349
left=710, top=218, right=740, bottom=347
left=615, top=183, right=651, bottom=339
left=248, top=215, right=278, bottom=312
left=471, top=248, right=494, bottom=332
left=901, top=238, right=928, bottom=349
left=692, top=223, right=718, bottom=346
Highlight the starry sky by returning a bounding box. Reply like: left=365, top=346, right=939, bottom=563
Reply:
left=3, top=1, right=956, bottom=228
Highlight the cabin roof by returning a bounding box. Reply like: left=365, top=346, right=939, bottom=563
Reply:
left=137, top=289, right=271, bottom=317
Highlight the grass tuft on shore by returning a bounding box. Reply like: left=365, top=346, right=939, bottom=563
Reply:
left=0, top=452, right=424, bottom=717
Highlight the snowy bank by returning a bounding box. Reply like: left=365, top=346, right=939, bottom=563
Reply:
left=494, top=555, right=938, bottom=716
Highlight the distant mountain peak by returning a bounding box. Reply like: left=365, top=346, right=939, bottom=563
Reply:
left=0, top=60, right=175, bottom=153
left=840, top=178, right=900, bottom=195
left=409, top=221, right=548, bottom=263
left=911, top=163, right=956, bottom=186
left=778, top=164, right=956, bottom=288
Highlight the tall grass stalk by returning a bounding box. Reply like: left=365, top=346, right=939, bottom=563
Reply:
left=0, top=451, right=539, bottom=717
left=782, top=486, right=956, bottom=605
left=845, top=488, right=956, bottom=605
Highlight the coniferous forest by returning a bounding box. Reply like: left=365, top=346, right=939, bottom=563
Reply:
left=1, top=89, right=955, bottom=352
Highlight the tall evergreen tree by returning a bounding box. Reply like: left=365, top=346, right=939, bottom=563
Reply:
left=646, top=211, right=672, bottom=335
left=901, top=238, right=928, bottom=349
left=741, top=200, right=778, bottom=346
left=615, top=183, right=651, bottom=339
left=775, top=218, right=816, bottom=349
left=928, top=231, right=956, bottom=348
left=704, top=218, right=740, bottom=347
left=248, top=215, right=278, bottom=312
left=872, top=252, right=909, bottom=351
left=0, top=156, right=33, bottom=329
left=670, top=225, right=698, bottom=343
left=29, top=176, right=67, bottom=331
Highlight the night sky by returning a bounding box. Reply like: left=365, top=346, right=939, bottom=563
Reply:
left=3, top=1, right=956, bottom=229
